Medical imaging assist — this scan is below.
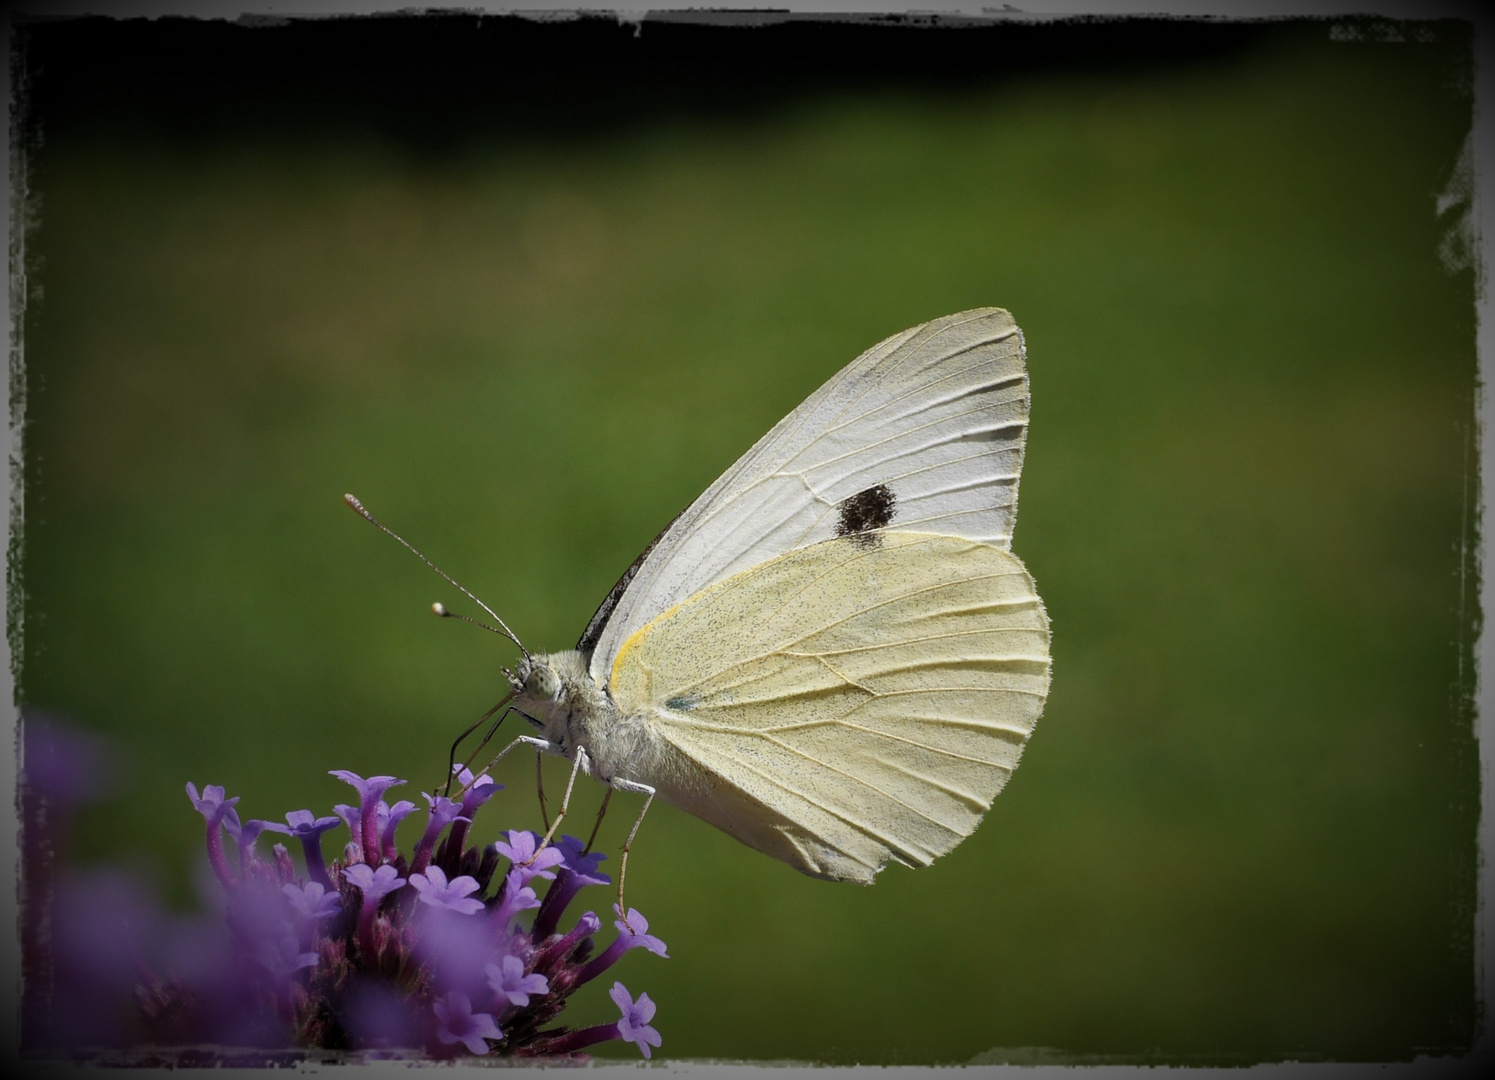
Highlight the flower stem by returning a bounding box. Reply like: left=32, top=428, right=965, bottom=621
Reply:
left=205, top=810, right=235, bottom=889
left=357, top=902, right=379, bottom=961
left=359, top=802, right=382, bottom=868
left=521, top=1022, right=620, bottom=1057
left=300, top=836, right=331, bottom=888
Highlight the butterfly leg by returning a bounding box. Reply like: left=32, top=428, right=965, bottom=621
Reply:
left=528, top=746, right=590, bottom=862
left=607, top=777, right=656, bottom=931
left=536, top=749, right=550, bottom=832
left=475, top=733, right=554, bottom=780
left=583, top=787, right=613, bottom=855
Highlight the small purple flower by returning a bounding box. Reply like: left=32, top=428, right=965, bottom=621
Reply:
left=451, top=764, right=500, bottom=806
left=490, top=869, right=541, bottom=927
left=223, top=817, right=269, bottom=872
left=577, top=907, right=668, bottom=984
left=344, top=863, right=407, bottom=959
left=282, top=880, right=342, bottom=922
left=185, top=782, right=239, bottom=824
left=380, top=799, right=418, bottom=859
left=329, top=770, right=404, bottom=805
left=486, top=954, right=549, bottom=1007
left=262, top=810, right=342, bottom=887
left=344, top=863, right=406, bottom=905
left=411, top=793, right=469, bottom=875
left=451, top=766, right=502, bottom=818
left=532, top=836, right=610, bottom=940
left=531, top=910, right=601, bottom=973
left=409, top=866, right=484, bottom=916
left=186, top=782, right=242, bottom=888
left=529, top=979, right=662, bottom=1059
left=613, top=907, right=669, bottom=957
left=432, top=990, right=502, bottom=1055
left=329, top=770, right=406, bottom=866
left=555, top=834, right=610, bottom=882
left=269, top=808, right=343, bottom=840
left=440, top=768, right=502, bottom=860
left=611, top=982, right=662, bottom=1059
left=492, top=830, right=565, bottom=885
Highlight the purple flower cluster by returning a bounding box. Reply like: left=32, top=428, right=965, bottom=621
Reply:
left=26, top=729, right=666, bottom=1061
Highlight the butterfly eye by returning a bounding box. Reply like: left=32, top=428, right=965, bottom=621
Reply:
left=525, top=664, right=560, bottom=700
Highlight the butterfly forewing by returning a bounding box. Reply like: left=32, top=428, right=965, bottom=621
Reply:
left=588, top=308, right=1030, bottom=685
left=608, top=531, right=1050, bottom=882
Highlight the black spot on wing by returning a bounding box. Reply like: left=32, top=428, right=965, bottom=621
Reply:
left=577, top=506, right=686, bottom=655
left=835, top=483, right=896, bottom=549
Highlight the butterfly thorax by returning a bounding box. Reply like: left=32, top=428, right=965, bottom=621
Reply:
left=510, top=650, right=663, bottom=787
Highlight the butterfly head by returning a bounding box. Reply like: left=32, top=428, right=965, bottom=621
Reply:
left=506, top=650, right=613, bottom=757
left=509, top=655, right=561, bottom=704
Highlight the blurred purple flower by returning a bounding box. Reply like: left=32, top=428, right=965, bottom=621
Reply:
left=256, top=931, right=319, bottom=979
left=414, top=906, right=498, bottom=1000
left=225, top=875, right=295, bottom=946
left=282, top=881, right=341, bottom=922
left=30, top=735, right=668, bottom=1061
left=22, top=715, right=106, bottom=806
left=341, top=979, right=423, bottom=1050
left=43, top=869, right=163, bottom=1047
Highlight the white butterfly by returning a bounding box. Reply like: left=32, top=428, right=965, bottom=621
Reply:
left=356, top=307, right=1050, bottom=896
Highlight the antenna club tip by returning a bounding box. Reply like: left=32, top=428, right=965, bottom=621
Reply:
left=432, top=602, right=450, bottom=617
left=344, top=493, right=366, bottom=513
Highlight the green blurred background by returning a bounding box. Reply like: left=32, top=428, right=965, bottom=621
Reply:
left=14, top=14, right=1479, bottom=1064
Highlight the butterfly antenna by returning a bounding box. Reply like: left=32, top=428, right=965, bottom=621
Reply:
left=344, top=493, right=531, bottom=660
left=431, top=602, right=513, bottom=638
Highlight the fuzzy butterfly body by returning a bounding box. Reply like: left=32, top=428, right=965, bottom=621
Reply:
left=510, top=308, right=1050, bottom=882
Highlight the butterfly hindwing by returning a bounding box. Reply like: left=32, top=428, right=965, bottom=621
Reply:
left=608, top=531, right=1050, bottom=882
